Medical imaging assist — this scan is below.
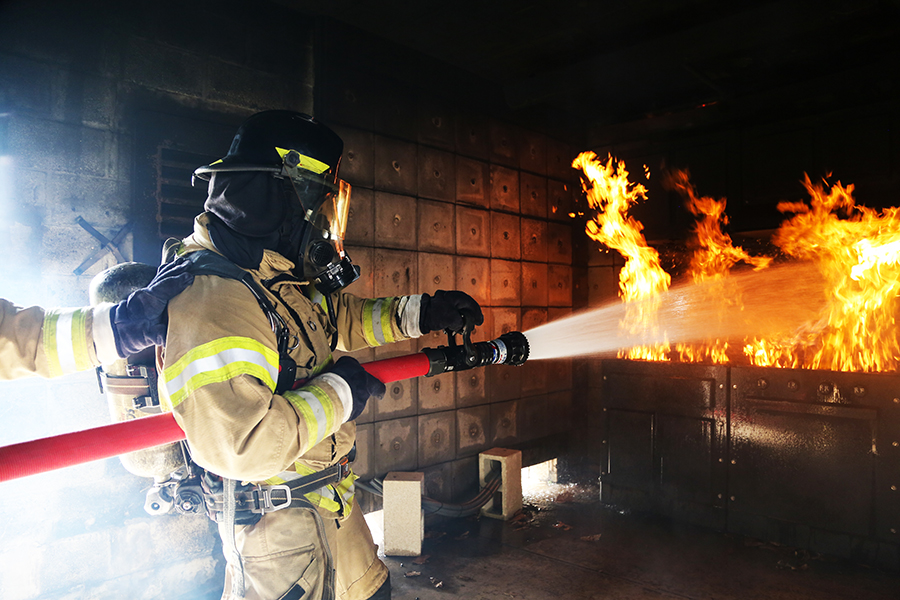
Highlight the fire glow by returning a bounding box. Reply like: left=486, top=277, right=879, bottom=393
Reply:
left=574, top=152, right=900, bottom=373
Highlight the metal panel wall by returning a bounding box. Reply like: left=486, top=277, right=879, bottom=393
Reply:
left=598, top=359, right=900, bottom=569
left=729, top=366, right=900, bottom=567
left=600, top=359, right=729, bottom=531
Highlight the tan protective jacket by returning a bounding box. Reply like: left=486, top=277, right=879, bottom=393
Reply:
left=0, top=299, right=119, bottom=380
left=160, top=214, right=421, bottom=514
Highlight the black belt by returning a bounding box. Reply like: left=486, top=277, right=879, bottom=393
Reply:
left=204, top=456, right=351, bottom=519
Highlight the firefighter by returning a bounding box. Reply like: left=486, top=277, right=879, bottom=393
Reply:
left=162, top=110, right=482, bottom=600
left=0, top=260, right=194, bottom=380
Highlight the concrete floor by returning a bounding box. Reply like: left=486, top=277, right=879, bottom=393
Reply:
left=366, top=484, right=899, bottom=600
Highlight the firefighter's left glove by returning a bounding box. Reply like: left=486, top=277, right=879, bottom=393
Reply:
left=327, top=356, right=385, bottom=422
left=109, top=258, right=195, bottom=358
left=420, top=290, right=484, bottom=334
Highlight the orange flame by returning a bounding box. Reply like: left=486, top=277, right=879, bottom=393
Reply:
left=573, top=151, right=671, bottom=360
left=744, top=175, right=900, bottom=372
left=668, top=170, right=772, bottom=363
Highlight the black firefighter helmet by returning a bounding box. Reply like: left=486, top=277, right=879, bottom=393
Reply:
left=193, top=110, right=359, bottom=293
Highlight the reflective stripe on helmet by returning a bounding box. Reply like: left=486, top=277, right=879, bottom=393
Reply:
left=275, top=147, right=331, bottom=175
left=163, top=336, right=279, bottom=408
left=43, top=308, right=93, bottom=377
left=362, top=298, right=398, bottom=347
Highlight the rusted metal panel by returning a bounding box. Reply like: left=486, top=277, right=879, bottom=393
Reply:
left=455, top=111, right=489, bottom=160
left=546, top=138, right=575, bottom=181
left=520, top=308, right=548, bottom=394
left=548, top=178, right=575, bottom=222
left=333, top=125, right=374, bottom=188
left=417, top=146, right=456, bottom=202
left=353, top=423, right=375, bottom=480
left=489, top=120, right=518, bottom=167
left=457, top=405, right=491, bottom=457
left=417, top=252, right=455, bottom=295
left=488, top=308, right=522, bottom=402
left=457, top=368, right=488, bottom=409
left=418, top=371, right=456, bottom=414
left=342, top=246, right=374, bottom=298
left=548, top=222, right=573, bottom=264
left=374, top=134, right=417, bottom=195
left=373, top=249, right=417, bottom=297
left=416, top=97, right=455, bottom=151
left=374, top=375, right=417, bottom=421
left=491, top=259, right=521, bottom=307
left=455, top=206, right=490, bottom=257
left=490, top=165, right=520, bottom=213
left=491, top=400, right=518, bottom=446
left=729, top=366, right=900, bottom=551
left=374, top=416, right=418, bottom=476
left=423, top=462, right=454, bottom=503
left=521, top=262, right=549, bottom=307
left=418, top=410, right=456, bottom=467
left=490, top=212, right=521, bottom=261
left=456, top=156, right=490, bottom=207
left=600, top=359, right=729, bottom=531
left=416, top=198, right=455, bottom=253
left=548, top=264, right=572, bottom=307
left=345, top=187, right=374, bottom=246
left=374, top=191, right=417, bottom=250
left=455, top=256, right=490, bottom=308
left=520, top=172, right=548, bottom=218
left=521, top=217, right=548, bottom=263
left=519, top=130, right=548, bottom=176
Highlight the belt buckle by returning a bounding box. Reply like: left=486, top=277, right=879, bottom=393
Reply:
left=255, top=484, right=292, bottom=513
left=338, top=455, right=350, bottom=480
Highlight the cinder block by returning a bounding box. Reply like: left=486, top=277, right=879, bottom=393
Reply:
left=479, top=448, right=522, bottom=520
left=383, top=471, right=424, bottom=556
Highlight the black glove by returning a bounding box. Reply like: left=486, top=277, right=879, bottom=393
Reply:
left=327, top=356, right=385, bottom=421
left=109, top=258, right=195, bottom=358
left=419, top=290, right=484, bottom=334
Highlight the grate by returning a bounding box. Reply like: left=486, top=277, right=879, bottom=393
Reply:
left=154, top=147, right=217, bottom=240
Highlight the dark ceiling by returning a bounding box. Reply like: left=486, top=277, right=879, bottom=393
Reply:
left=294, top=0, right=900, bottom=146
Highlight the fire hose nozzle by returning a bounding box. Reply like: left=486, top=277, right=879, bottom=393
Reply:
left=421, top=330, right=530, bottom=376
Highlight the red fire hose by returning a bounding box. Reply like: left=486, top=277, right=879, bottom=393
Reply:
left=0, top=352, right=431, bottom=483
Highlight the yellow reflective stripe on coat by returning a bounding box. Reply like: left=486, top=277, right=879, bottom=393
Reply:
left=43, top=308, right=93, bottom=377
left=163, top=336, right=279, bottom=408
left=362, top=297, right=396, bottom=346
left=283, top=384, right=338, bottom=454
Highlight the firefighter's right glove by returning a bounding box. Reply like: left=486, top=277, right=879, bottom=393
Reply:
left=108, top=258, right=195, bottom=358
left=327, top=356, right=386, bottom=421
left=419, top=290, right=484, bottom=334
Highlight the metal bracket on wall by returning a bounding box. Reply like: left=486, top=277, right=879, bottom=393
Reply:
left=73, top=217, right=132, bottom=276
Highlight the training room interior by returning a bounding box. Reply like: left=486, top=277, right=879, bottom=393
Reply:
left=0, top=1, right=899, bottom=598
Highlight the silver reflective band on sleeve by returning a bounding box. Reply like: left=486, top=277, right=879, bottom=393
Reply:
left=318, top=372, right=354, bottom=423
left=91, top=303, right=120, bottom=364
left=399, top=295, right=423, bottom=338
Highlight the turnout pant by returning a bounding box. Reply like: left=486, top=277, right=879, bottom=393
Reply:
left=219, top=498, right=388, bottom=600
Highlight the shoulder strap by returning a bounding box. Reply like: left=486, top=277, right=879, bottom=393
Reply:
left=183, top=250, right=298, bottom=392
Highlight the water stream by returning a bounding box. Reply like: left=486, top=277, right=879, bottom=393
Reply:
left=524, top=262, right=827, bottom=361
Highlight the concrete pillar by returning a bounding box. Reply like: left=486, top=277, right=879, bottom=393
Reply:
left=383, top=471, right=425, bottom=556
left=479, top=448, right=522, bottom=520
